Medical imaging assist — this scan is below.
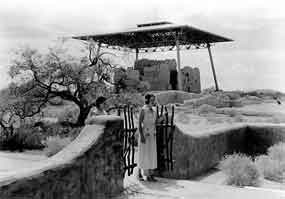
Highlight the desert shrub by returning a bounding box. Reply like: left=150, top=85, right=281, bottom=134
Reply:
left=0, top=133, right=26, bottom=151
left=219, top=153, right=261, bottom=187
left=44, top=123, right=72, bottom=137
left=268, top=142, right=285, bottom=162
left=42, top=135, right=72, bottom=157
left=68, top=127, right=83, bottom=140
left=42, top=122, right=82, bottom=140
left=0, top=127, right=44, bottom=151
left=57, top=107, right=79, bottom=124
left=254, top=143, right=285, bottom=182
left=255, top=155, right=284, bottom=182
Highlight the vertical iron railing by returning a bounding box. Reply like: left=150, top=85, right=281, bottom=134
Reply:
left=116, top=105, right=137, bottom=176
left=156, top=105, right=175, bottom=172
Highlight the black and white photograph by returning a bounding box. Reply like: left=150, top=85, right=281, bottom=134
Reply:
left=0, top=0, right=285, bottom=198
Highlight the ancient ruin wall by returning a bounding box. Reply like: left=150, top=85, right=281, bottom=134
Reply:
left=135, top=59, right=177, bottom=90
left=115, top=59, right=202, bottom=92
left=161, top=123, right=285, bottom=179
left=0, top=116, right=124, bottom=199
left=181, top=66, right=201, bottom=93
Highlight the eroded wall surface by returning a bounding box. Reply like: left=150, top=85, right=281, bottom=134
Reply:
left=0, top=116, right=124, bottom=199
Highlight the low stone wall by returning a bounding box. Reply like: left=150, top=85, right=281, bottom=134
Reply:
left=153, top=90, right=201, bottom=105
left=0, top=116, right=124, bottom=199
left=161, top=123, right=285, bottom=179
left=161, top=124, right=247, bottom=179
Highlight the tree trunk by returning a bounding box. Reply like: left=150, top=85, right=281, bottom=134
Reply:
left=75, top=106, right=91, bottom=126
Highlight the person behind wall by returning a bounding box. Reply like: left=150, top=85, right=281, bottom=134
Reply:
left=87, top=96, right=108, bottom=118
left=138, top=94, right=164, bottom=182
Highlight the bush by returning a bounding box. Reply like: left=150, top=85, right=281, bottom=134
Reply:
left=254, top=143, right=285, bottom=182
left=255, top=155, right=284, bottom=182
left=219, top=153, right=261, bottom=187
left=42, top=135, right=72, bottom=157
left=44, top=123, right=72, bottom=137
left=268, top=142, right=285, bottom=162
left=57, top=108, right=79, bottom=124
left=0, top=127, right=44, bottom=151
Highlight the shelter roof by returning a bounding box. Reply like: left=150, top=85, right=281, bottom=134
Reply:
left=73, top=21, right=233, bottom=49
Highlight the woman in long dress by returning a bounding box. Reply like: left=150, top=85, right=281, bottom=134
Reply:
left=138, top=94, right=158, bottom=181
left=85, top=96, right=108, bottom=125
left=87, top=96, right=108, bottom=117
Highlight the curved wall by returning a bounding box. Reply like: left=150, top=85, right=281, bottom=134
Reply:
left=0, top=116, right=124, bottom=199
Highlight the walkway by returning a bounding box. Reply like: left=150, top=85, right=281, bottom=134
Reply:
left=120, top=176, right=285, bottom=199
left=118, top=168, right=285, bottom=199
left=0, top=151, right=46, bottom=178
left=1, top=151, right=285, bottom=199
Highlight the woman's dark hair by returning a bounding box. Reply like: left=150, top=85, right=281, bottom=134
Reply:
left=145, top=94, right=155, bottom=104
left=95, top=96, right=107, bottom=108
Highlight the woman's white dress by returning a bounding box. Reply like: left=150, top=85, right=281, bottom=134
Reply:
left=138, top=105, right=157, bottom=170
left=88, top=107, right=107, bottom=117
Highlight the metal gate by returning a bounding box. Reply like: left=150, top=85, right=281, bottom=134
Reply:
left=156, top=105, right=175, bottom=173
left=117, top=105, right=137, bottom=176
left=114, top=104, right=175, bottom=176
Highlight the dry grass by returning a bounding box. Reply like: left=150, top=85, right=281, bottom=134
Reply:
left=255, top=143, right=285, bottom=182
left=255, top=155, right=284, bottom=182
left=219, top=153, right=261, bottom=187
left=268, top=142, right=285, bottom=162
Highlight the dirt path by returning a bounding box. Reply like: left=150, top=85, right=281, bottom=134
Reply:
left=119, top=173, right=285, bottom=199
left=0, top=151, right=46, bottom=175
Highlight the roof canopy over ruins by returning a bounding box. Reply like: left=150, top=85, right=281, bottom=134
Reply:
left=73, top=21, right=233, bottom=52
left=73, top=21, right=234, bottom=91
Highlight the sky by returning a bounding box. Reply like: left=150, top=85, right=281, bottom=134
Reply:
left=1, top=0, right=285, bottom=92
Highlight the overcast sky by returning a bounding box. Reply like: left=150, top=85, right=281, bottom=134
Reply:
left=1, top=0, right=285, bottom=92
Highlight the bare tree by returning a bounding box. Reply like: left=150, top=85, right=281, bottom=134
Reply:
left=8, top=42, right=117, bottom=126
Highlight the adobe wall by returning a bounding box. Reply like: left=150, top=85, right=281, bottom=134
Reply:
left=0, top=116, right=124, bottom=199
left=161, top=123, right=285, bottom=179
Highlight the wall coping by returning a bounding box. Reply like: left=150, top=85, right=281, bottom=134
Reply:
left=176, top=122, right=285, bottom=138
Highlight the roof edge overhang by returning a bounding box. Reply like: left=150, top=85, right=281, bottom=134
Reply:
left=72, top=22, right=233, bottom=49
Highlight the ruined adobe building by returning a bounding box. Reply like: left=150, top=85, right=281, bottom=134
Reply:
left=114, top=59, right=201, bottom=93
left=74, top=21, right=233, bottom=92
left=181, top=66, right=201, bottom=93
